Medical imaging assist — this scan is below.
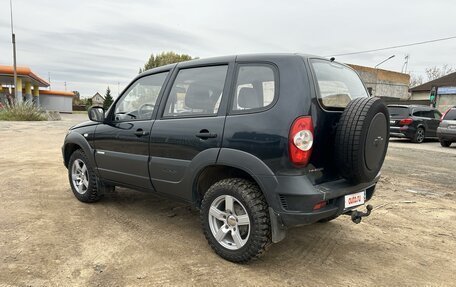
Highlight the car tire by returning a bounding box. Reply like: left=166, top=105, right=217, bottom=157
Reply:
left=412, top=127, right=425, bottom=143
left=68, top=149, right=103, bottom=203
left=201, top=178, right=271, bottom=263
left=334, top=97, right=390, bottom=183
left=440, top=140, right=451, bottom=147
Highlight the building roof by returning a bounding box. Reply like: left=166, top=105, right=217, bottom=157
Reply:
left=410, top=72, right=456, bottom=92
left=39, top=90, right=75, bottom=97
left=0, top=65, right=50, bottom=87
left=92, top=92, right=105, bottom=100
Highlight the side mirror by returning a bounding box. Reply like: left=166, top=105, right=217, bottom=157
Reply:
left=88, top=106, right=105, bottom=122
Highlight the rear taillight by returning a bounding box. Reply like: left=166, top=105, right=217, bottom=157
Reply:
left=399, top=118, right=413, bottom=125
left=289, top=116, right=314, bottom=166
left=313, top=201, right=327, bottom=210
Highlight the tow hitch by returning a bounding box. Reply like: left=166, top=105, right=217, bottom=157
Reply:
left=345, top=204, right=373, bottom=224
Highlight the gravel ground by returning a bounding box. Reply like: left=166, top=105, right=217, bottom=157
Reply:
left=0, top=114, right=455, bottom=287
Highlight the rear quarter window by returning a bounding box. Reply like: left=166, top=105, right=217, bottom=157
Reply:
left=311, top=59, right=368, bottom=109
left=231, top=65, right=277, bottom=112
left=443, top=109, right=456, bottom=120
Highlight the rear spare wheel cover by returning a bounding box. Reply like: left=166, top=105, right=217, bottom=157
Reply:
left=334, top=97, right=389, bottom=183
left=364, top=113, right=388, bottom=171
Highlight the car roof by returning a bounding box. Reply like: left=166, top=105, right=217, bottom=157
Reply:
left=138, top=53, right=325, bottom=77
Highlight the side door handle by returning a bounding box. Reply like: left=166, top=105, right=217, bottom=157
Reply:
left=195, top=129, right=217, bottom=139
left=134, top=129, right=149, bottom=137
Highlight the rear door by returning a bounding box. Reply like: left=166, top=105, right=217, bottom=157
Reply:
left=94, top=71, right=170, bottom=189
left=149, top=63, right=232, bottom=200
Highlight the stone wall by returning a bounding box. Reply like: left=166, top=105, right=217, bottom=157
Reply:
left=349, top=64, right=410, bottom=99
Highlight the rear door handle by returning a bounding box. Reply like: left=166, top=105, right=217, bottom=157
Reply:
left=134, top=129, right=149, bottom=137
left=195, top=130, right=217, bottom=139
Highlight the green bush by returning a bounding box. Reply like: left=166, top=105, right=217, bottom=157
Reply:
left=0, top=102, right=47, bottom=121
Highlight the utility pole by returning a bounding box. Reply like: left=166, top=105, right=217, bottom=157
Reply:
left=64, top=81, right=67, bottom=91
left=10, top=0, right=18, bottom=103
left=401, top=54, right=409, bottom=74
left=48, top=72, right=51, bottom=90
left=117, top=82, right=120, bottom=96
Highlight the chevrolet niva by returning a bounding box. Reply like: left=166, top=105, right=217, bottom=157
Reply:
left=62, top=54, right=389, bottom=263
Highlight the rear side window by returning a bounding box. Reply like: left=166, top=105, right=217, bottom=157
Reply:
left=413, top=110, right=434, bottom=119
left=232, top=65, right=276, bottom=112
left=163, top=65, right=228, bottom=117
left=388, top=107, right=410, bottom=118
left=443, top=109, right=456, bottom=120
left=413, top=110, right=435, bottom=119
left=311, top=59, right=368, bottom=109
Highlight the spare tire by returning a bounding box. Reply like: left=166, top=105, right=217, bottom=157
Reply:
left=334, top=97, right=389, bottom=183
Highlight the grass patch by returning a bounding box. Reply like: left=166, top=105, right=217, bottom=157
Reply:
left=0, top=102, right=47, bottom=121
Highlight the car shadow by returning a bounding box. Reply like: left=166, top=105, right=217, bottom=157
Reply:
left=96, top=187, right=379, bottom=268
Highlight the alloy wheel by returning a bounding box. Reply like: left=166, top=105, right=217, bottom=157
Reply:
left=416, top=128, right=425, bottom=143
left=208, top=195, right=251, bottom=250
left=71, top=159, right=89, bottom=195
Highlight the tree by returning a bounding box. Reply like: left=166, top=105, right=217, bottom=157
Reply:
left=103, top=86, right=114, bottom=109
left=72, top=91, right=81, bottom=105
left=424, top=65, right=456, bottom=81
left=141, top=51, right=193, bottom=72
left=409, top=73, right=423, bottom=88
left=85, top=98, right=93, bottom=110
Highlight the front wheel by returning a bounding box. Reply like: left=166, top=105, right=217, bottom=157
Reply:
left=68, top=149, right=103, bottom=203
left=440, top=140, right=451, bottom=147
left=201, top=178, right=271, bottom=263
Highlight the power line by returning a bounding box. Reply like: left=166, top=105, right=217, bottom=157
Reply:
left=325, top=36, right=456, bottom=57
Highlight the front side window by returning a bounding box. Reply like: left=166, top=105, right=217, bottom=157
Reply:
left=163, top=65, right=228, bottom=117
left=232, top=65, right=276, bottom=111
left=114, top=72, right=168, bottom=121
left=311, top=59, right=368, bottom=109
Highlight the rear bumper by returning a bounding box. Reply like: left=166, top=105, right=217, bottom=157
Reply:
left=437, top=127, right=456, bottom=141
left=390, top=126, right=415, bottom=139
left=260, top=173, right=380, bottom=229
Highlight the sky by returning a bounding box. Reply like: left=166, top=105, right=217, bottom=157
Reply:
left=1, top=0, right=456, bottom=98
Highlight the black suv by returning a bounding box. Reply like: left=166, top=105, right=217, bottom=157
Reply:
left=388, top=105, right=441, bottom=143
left=62, top=54, right=389, bottom=262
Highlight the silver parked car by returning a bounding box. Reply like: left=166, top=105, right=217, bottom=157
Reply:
left=437, top=107, right=456, bottom=147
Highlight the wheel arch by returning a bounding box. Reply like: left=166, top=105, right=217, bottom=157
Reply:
left=192, top=148, right=278, bottom=209
left=63, top=132, right=96, bottom=169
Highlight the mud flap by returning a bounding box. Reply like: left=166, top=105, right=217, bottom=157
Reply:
left=269, top=207, right=287, bottom=243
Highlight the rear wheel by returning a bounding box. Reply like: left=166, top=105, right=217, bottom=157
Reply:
left=201, top=178, right=271, bottom=263
left=440, top=140, right=451, bottom=147
left=412, top=127, right=425, bottom=143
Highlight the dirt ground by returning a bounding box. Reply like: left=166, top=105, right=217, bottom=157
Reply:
left=1, top=114, right=455, bottom=287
